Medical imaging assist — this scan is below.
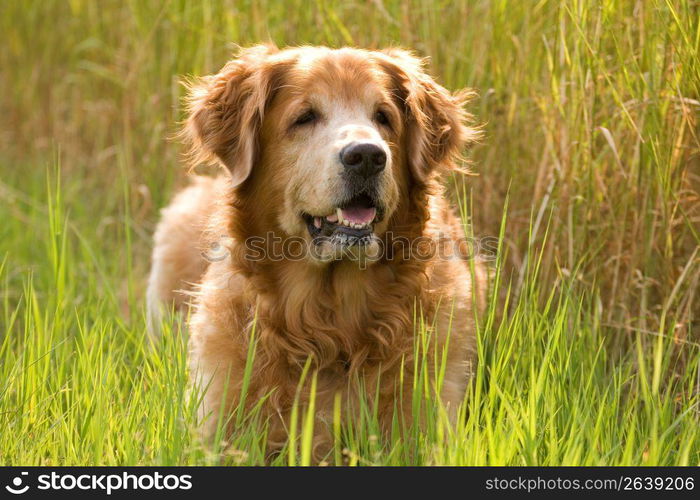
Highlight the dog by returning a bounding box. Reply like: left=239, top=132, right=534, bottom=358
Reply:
left=147, top=45, right=488, bottom=457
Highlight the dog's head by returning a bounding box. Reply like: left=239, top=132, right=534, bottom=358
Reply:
left=184, top=45, right=477, bottom=263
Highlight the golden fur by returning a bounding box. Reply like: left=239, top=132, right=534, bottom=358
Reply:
left=147, top=45, right=488, bottom=458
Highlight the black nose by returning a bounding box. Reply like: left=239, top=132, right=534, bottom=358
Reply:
left=339, top=142, right=386, bottom=179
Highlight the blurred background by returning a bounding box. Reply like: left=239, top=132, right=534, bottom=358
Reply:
left=3, top=0, right=697, bottom=339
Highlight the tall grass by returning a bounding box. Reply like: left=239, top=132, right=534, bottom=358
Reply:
left=0, top=0, right=698, bottom=465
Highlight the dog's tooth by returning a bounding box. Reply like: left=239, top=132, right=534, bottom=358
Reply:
left=327, top=213, right=338, bottom=223
left=336, top=208, right=344, bottom=224
left=313, top=217, right=322, bottom=229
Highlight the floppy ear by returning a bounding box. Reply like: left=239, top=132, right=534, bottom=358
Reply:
left=377, top=49, right=479, bottom=183
left=182, top=44, right=281, bottom=187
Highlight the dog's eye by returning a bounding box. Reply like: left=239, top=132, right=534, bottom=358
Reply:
left=374, top=110, right=390, bottom=127
left=293, top=110, right=317, bottom=126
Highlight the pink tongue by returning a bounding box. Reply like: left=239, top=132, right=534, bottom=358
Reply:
left=341, top=206, right=376, bottom=225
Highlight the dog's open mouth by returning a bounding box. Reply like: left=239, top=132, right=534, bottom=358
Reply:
left=303, top=193, right=381, bottom=246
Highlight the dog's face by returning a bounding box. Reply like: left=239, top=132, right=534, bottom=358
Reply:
left=185, top=46, right=475, bottom=263
left=264, top=50, right=405, bottom=259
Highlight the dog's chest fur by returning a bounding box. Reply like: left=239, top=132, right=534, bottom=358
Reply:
left=240, top=255, right=429, bottom=374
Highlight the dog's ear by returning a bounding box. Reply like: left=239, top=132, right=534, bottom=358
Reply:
left=377, top=48, right=480, bottom=183
left=182, top=44, right=282, bottom=187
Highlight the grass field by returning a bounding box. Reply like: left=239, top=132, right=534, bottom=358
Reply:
left=0, top=0, right=698, bottom=465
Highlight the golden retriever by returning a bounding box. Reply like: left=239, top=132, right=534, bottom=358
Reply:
left=147, top=45, right=488, bottom=458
